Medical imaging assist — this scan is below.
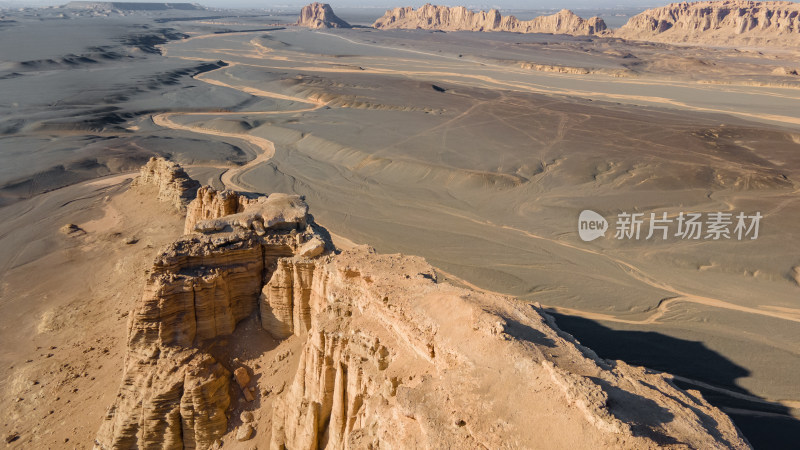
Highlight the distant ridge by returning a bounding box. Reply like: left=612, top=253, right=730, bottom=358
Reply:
left=64, top=2, right=205, bottom=10
left=614, top=1, right=800, bottom=48
left=372, top=4, right=607, bottom=36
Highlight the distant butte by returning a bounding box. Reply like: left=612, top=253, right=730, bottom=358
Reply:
left=296, top=2, right=352, bottom=29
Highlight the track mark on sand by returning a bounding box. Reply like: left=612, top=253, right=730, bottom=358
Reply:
left=431, top=208, right=800, bottom=325
left=152, top=113, right=277, bottom=192
left=194, top=63, right=327, bottom=106
left=151, top=57, right=328, bottom=192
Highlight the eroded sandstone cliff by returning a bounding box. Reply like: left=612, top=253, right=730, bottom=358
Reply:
left=296, top=2, right=351, bottom=29
left=372, top=5, right=607, bottom=36
left=131, top=157, right=200, bottom=211
left=615, top=1, right=800, bottom=47
left=265, top=251, right=749, bottom=449
left=97, top=160, right=749, bottom=449
left=95, top=181, right=329, bottom=448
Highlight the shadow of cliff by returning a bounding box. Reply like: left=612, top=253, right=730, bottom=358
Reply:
left=595, top=378, right=681, bottom=445
left=502, top=317, right=556, bottom=348
left=548, top=313, right=800, bottom=450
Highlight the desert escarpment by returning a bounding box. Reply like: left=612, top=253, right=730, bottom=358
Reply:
left=296, top=2, right=351, bottom=29
left=372, top=5, right=607, bottom=36
left=615, top=1, right=800, bottom=47
left=95, top=159, right=751, bottom=448
left=131, top=157, right=200, bottom=212
left=266, top=251, right=750, bottom=449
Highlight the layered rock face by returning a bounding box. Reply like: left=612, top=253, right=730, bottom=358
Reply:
left=372, top=5, right=607, bottom=36
left=184, top=186, right=312, bottom=236
left=95, top=173, right=329, bottom=448
left=131, top=157, right=200, bottom=211
left=296, top=2, right=351, bottom=29
left=99, top=160, right=749, bottom=449
left=96, top=350, right=231, bottom=449
left=260, top=258, right=320, bottom=339
left=615, top=1, right=800, bottom=47
left=266, top=249, right=749, bottom=449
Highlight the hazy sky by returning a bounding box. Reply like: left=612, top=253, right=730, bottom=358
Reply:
left=1, top=0, right=682, bottom=9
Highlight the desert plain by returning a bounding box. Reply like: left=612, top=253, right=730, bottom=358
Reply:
left=1, top=2, right=799, bottom=448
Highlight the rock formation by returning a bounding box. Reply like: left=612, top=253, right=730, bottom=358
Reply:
left=98, top=160, right=749, bottom=449
left=372, top=5, right=607, bottom=36
left=615, top=1, right=800, bottom=48
left=95, top=350, right=231, bottom=449
left=131, top=157, right=200, bottom=211
left=183, top=186, right=314, bottom=239
left=95, top=172, right=330, bottom=448
left=266, top=249, right=749, bottom=449
left=296, top=2, right=351, bottom=29
left=772, top=66, right=799, bottom=76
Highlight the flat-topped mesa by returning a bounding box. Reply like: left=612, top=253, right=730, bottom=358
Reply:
left=131, top=156, right=200, bottom=211
left=615, top=1, right=800, bottom=48
left=372, top=5, right=607, bottom=36
left=296, top=2, right=352, bottom=29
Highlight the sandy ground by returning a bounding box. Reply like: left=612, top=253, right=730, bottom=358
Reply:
left=1, top=6, right=800, bottom=448
left=0, top=179, right=184, bottom=447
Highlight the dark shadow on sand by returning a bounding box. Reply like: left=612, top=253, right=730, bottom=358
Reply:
left=548, top=313, right=800, bottom=450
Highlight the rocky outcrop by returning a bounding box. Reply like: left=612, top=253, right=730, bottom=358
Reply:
left=772, top=66, right=799, bottom=76
left=131, top=157, right=200, bottom=211
left=184, top=186, right=311, bottom=236
left=296, top=2, right=351, bottom=29
left=95, top=163, right=330, bottom=449
left=99, top=160, right=749, bottom=449
left=372, top=5, right=607, bottom=36
left=615, top=1, right=800, bottom=48
left=96, top=351, right=230, bottom=449
left=126, top=232, right=267, bottom=352
left=267, top=249, right=749, bottom=449
left=520, top=62, right=591, bottom=74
